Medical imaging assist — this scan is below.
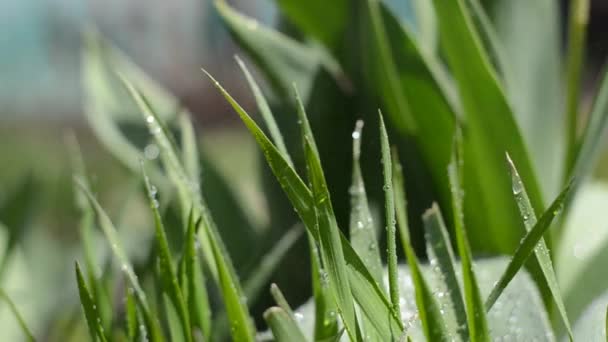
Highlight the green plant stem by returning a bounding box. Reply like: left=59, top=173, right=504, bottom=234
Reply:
left=565, top=0, right=590, bottom=176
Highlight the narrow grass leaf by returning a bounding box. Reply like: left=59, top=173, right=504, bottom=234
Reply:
left=0, top=288, right=35, bottom=342
left=179, top=112, right=200, bottom=183
left=75, top=262, right=107, bottom=342
left=236, top=56, right=292, bottom=166
left=164, top=293, right=186, bottom=342
left=392, top=153, right=450, bottom=341
left=447, top=132, right=490, bottom=342
left=243, top=225, right=303, bottom=301
left=309, top=236, right=339, bottom=341
left=143, top=165, right=192, bottom=342
left=506, top=154, right=573, bottom=339
left=349, top=120, right=383, bottom=285
left=270, top=283, right=295, bottom=318
left=264, top=307, right=307, bottom=342
left=125, top=287, right=137, bottom=340
left=422, top=205, right=468, bottom=340
left=486, top=180, right=574, bottom=310
left=379, top=113, right=401, bottom=320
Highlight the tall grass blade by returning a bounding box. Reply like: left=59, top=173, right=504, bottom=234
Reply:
left=236, top=56, right=292, bottom=166
left=143, top=165, right=192, bottom=342
left=163, top=293, right=185, bottom=342
left=486, top=180, right=574, bottom=310
left=270, top=283, right=295, bottom=318
left=125, top=287, right=137, bottom=340
left=506, top=153, right=573, bottom=339
left=75, top=262, right=107, bottom=342
left=0, top=288, right=35, bottom=342
left=75, top=180, right=163, bottom=342
left=422, top=205, right=468, bottom=340
left=379, top=113, right=401, bottom=320
left=179, top=112, right=200, bottom=183
left=309, top=236, right=339, bottom=341
left=392, top=152, right=450, bottom=341
left=264, top=307, right=307, bottom=342
left=349, top=120, right=383, bottom=286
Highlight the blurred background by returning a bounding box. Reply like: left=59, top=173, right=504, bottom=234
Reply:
left=0, top=0, right=607, bottom=340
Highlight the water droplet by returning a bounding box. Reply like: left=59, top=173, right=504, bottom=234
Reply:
left=294, top=312, right=304, bottom=321
left=146, top=116, right=155, bottom=124
left=152, top=199, right=159, bottom=208
left=357, top=221, right=364, bottom=229
left=383, top=184, right=390, bottom=191
left=352, top=130, right=361, bottom=140
left=144, top=144, right=159, bottom=160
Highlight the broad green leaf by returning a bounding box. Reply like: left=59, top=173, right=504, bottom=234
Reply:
left=379, top=113, right=401, bottom=320
left=422, top=205, right=469, bottom=341
left=293, top=258, right=553, bottom=341
left=556, top=182, right=608, bottom=321
left=392, top=153, right=450, bottom=341
left=243, top=225, right=303, bottom=301
left=506, top=154, right=573, bottom=339
left=486, top=180, right=574, bottom=310
left=214, top=0, right=331, bottom=99
left=570, top=290, right=608, bottom=341
left=431, top=0, right=544, bottom=255
left=304, top=137, right=358, bottom=340
left=75, top=180, right=163, bottom=342
left=0, top=288, right=35, bottom=342
left=447, top=133, right=490, bottom=342
left=235, top=56, right=292, bottom=166
left=274, top=0, right=347, bottom=50
left=491, top=0, right=564, bottom=199
left=348, top=120, right=383, bottom=286
left=264, top=307, right=307, bottom=342
left=570, top=67, right=608, bottom=182
left=142, top=166, right=191, bottom=342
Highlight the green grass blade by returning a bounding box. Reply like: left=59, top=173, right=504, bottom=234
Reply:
left=304, top=137, right=358, bottom=340
left=605, top=304, right=607, bottom=342
left=571, top=66, right=608, bottom=182
left=264, top=307, right=307, bottom=342
left=270, top=283, right=297, bottom=320
left=392, top=152, right=450, bottom=341
left=379, top=113, right=401, bottom=320
left=422, top=205, right=468, bottom=340
left=75, top=262, right=107, bottom=342
left=243, top=225, right=303, bottom=301
left=0, top=288, right=35, bottom=342
left=143, top=165, right=192, bottom=342
left=202, top=215, right=256, bottom=342
left=309, top=235, right=339, bottom=341
left=486, top=180, right=575, bottom=310
left=431, top=0, right=545, bottom=255
left=349, top=120, right=383, bottom=286
left=447, top=133, right=490, bottom=342
left=235, top=56, right=292, bottom=166
left=179, top=112, right=200, bottom=183
left=180, top=212, right=211, bottom=340
left=506, top=154, right=573, bottom=339
left=164, top=293, right=185, bottom=342
left=125, top=287, right=137, bottom=340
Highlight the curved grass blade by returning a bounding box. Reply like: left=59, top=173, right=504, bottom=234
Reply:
left=264, top=307, right=307, bottom=342
left=143, top=165, right=192, bottom=342
left=270, top=283, right=295, bottom=318
left=179, top=111, right=200, bottom=183
left=486, top=180, right=575, bottom=311
left=447, top=133, right=490, bottom=342
left=379, top=113, right=401, bottom=320
left=243, top=225, right=303, bottom=301
left=75, top=262, right=107, bottom=342
left=0, top=288, right=35, bottom=342
left=431, top=0, right=544, bottom=255
left=506, top=154, right=573, bottom=339
left=422, top=205, right=468, bottom=341
left=349, top=120, right=383, bottom=286
left=392, top=152, right=450, bottom=341
left=125, top=287, right=137, bottom=340
left=235, top=56, right=292, bottom=166
left=75, top=180, right=164, bottom=342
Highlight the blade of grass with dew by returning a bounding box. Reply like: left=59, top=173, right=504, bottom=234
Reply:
left=422, top=205, right=468, bottom=341
left=75, top=262, right=107, bottom=342
left=180, top=212, right=211, bottom=340
left=570, top=66, right=608, bottom=182
left=76, top=180, right=163, bottom=341
left=506, top=153, right=573, bottom=339
left=447, top=131, right=490, bottom=342
left=349, top=120, right=383, bottom=285
left=163, top=293, right=185, bottom=342
left=143, top=165, right=192, bottom=342
left=379, top=113, right=401, bottom=321
left=309, top=235, right=340, bottom=341
left=392, top=151, right=450, bottom=341
left=565, top=0, right=590, bottom=173
left=236, top=56, right=292, bottom=166
left=243, top=225, right=303, bottom=301
left=431, top=0, right=545, bottom=255
left=264, top=307, right=307, bottom=342
left=208, top=71, right=402, bottom=339
left=486, top=180, right=574, bottom=310
left=125, top=287, right=137, bottom=340
left=303, top=137, right=358, bottom=340
left=0, top=288, right=35, bottom=342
